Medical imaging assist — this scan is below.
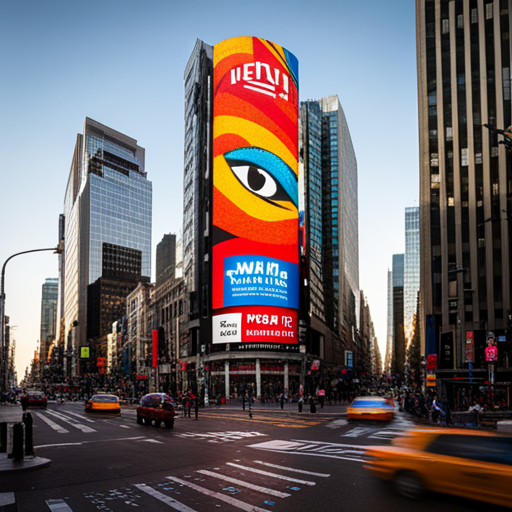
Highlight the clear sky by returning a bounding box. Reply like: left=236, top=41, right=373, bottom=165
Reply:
left=0, top=0, right=418, bottom=381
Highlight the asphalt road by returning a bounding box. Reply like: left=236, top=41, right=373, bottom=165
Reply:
left=0, top=402, right=504, bottom=512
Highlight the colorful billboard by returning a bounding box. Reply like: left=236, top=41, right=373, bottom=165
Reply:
left=212, top=37, right=299, bottom=346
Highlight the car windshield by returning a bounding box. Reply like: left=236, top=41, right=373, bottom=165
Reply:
left=92, top=395, right=118, bottom=403
left=351, top=398, right=388, bottom=408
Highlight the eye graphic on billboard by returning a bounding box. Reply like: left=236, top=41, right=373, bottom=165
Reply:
left=212, top=37, right=299, bottom=345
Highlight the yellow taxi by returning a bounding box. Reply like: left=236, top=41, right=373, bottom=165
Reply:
left=347, top=396, right=395, bottom=421
left=364, top=428, right=512, bottom=507
left=85, top=394, right=121, bottom=414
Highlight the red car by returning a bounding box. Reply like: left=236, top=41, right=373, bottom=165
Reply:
left=136, top=393, right=176, bottom=429
left=21, top=391, right=47, bottom=410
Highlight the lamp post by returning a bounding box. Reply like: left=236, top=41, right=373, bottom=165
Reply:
left=1, top=247, right=59, bottom=393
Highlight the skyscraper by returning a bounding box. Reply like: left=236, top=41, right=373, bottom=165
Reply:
left=156, top=233, right=176, bottom=288
left=61, top=118, right=152, bottom=375
left=40, top=277, right=58, bottom=365
left=301, top=96, right=359, bottom=364
left=392, top=253, right=405, bottom=378
left=404, top=206, right=420, bottom=346
left=417, top=1, right=512, bottom=389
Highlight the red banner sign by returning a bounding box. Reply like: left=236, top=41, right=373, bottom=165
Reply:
left=152, top=329, right=158, bottom=368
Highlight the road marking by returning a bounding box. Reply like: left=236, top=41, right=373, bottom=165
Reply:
left=249, top=439, right=366, bottom=463
left=253, top=461, right=330, bottom=478
left=202, top=413, right=321, bottom=427
left=225, top=463, right=316, bottom=486
left=119, top=425, right=131, bottom=428
left=33, top=412, right=69, bottom=433
left=45, top=411, right=96, bottom=433
left=176, top=431, right=267, bottom=443
left=36, top=442, right=83, bottom=449
left=56, top=409, right=95, bottom=423
left=139, top=439, right=164, bottom=444
left=342, top=427, right=374, bottom=437
left=135, top=484, right=197, bottom=512
left=197, top=469, right=291, bottom=498
left=165, top=476, right=269, bottom=512
left=325, top=419, right=348, bottom=429
left=46, top=499, right=73, bottom=511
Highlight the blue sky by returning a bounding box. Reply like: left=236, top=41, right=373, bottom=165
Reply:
left=0, top=0, right=418, bottom=379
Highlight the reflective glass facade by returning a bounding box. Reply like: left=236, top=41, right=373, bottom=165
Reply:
left=404, top=206, right=420, bottom=346
left=62, top=118, right=152, bottom=361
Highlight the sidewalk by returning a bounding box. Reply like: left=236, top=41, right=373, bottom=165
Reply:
left=0, top=404, right=51, bottom=476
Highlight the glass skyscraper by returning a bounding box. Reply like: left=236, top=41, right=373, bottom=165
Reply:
left=404, top=206, right=420, bottom=346
left=40, top=277, right=58, bottom=364
left=301, top=95, right=359, bottom=358
left=61, top=118, right=152, bottom=373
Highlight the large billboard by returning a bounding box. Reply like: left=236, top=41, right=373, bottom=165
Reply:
left=212, top=37, right=299, bottom=347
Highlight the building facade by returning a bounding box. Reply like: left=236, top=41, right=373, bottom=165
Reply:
left=61, top=118, right=152, bottom=376
left=156, top=233, right=176, bottom=288
left=40, top=277, right=59, bottom=366
left=417, top=0, right=512, bottom=399
left=392, top=253, right=406, bottom=379
left=404, top=207, right=420, bottom=347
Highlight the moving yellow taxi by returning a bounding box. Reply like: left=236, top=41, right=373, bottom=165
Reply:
left=364, top=428, right=512, bottom=507
left=347, top=396, right=395, bottom=421
left=85, top=394, right=121, bottom=414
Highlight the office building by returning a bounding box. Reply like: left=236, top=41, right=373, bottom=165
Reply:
left=417, top=0, right=512, bottom=394
left=40, top=277, right=58, bottom=365
left=61, top=118, right=152, bottom=375
left=301, top=96, right=360, bottom=368
left=404, top=206, right=420, bottom=346
left=156, top=233, right=176, bottom=288
left=392, top=253, right=405, bottom=378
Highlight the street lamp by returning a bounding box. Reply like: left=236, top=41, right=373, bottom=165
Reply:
left=1, top=247, right=59, bottom=393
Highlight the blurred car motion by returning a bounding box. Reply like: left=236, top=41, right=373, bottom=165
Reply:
left=85, top=394, right=121, bottom=414
left=347, top=396, right=395, bottom=421
left=136, top=393, right=176, bottom=429
left=364, top=428, right=512, bottom=507
left=21, top=391, right=47, bottom=410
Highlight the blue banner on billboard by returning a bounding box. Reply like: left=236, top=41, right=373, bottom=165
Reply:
left=223, top=255, right=299, bottom=309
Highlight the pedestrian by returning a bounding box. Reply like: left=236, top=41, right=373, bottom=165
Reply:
left=309, top=395, right=316, bottom=413
left=318, top=388, right=325, bottom=409
left=242, top=391, right=246, bottom=411
left=298, top=396, right=303, bottom=413
left=280, top=393, right=285, bottom=410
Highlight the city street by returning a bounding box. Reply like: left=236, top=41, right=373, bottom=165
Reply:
left=0, top=402, right=500, bottom=512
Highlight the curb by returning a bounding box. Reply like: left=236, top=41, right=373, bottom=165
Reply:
left=0, top=493, right=16, bottom=512
left=0, top=454, right=51, bottom=475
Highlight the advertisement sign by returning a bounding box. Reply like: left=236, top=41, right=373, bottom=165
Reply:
left=80, top=347, right=90, bottom=359
left=212, top=36, right=299, bottom=345
left=213, top=307, right=298, bottom=344
left=465, top=331, right=474, bottom=363
left=345, top=351, right=353, bottom=368
left=485, top=345, right=498, bottom=362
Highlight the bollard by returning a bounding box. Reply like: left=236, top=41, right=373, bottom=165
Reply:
left=23, top=412, right=34, bottom=456
left=195, top=400, right=198, bottom=421
left=0, top=422, right=6, bottom=453
left=11, top=423, right=24, bottom=462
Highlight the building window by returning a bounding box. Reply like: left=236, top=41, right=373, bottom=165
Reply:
left=493, top=183, right=499, bottom=196
left=448, top=197, right=455, bottom=207
left=457, top=14, right=464, bottom=28
left=446, top=127, right=453, bottom=140
left=461, top=148, right=468, bottom=166
left=471, top=8, right=478, bottom=23
left=431, top=153, right=439, bottom=166
left=475, top=153, right=482, bottom=164
left=486, top=3, right=493, bottom=19
left=442, top=19, right=450, bottom=34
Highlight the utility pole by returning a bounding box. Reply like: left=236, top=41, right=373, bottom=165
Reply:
left=1, top=247, right=59, bottom=393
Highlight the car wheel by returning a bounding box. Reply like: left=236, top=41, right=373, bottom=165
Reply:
left=394, top=471, right=424, bottom=500
left=136, top=414, right=143, bottom=425
left=154, top=420, right=162, bottom=428
left=164, top=419, right=174, bottom=429
left=143, top=417, right=152, bottom=426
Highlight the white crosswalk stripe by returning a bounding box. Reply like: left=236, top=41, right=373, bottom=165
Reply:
left=45, top=410, right=96, bottom=433
left=196, top=469, right=291, bottom=497
left=165, top=475, right=270, bottom=512
left=134, top=483, right=197, bottom=511
left=33, top=412, right=69, bottom=434
left=226, top=462, right=317, bottom=485
left=45, top=498, right=73, bottom=511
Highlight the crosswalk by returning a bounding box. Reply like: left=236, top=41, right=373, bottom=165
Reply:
left=199, top=409, right=324, bottom=428
left=40, top=457, right=331, bottom=511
